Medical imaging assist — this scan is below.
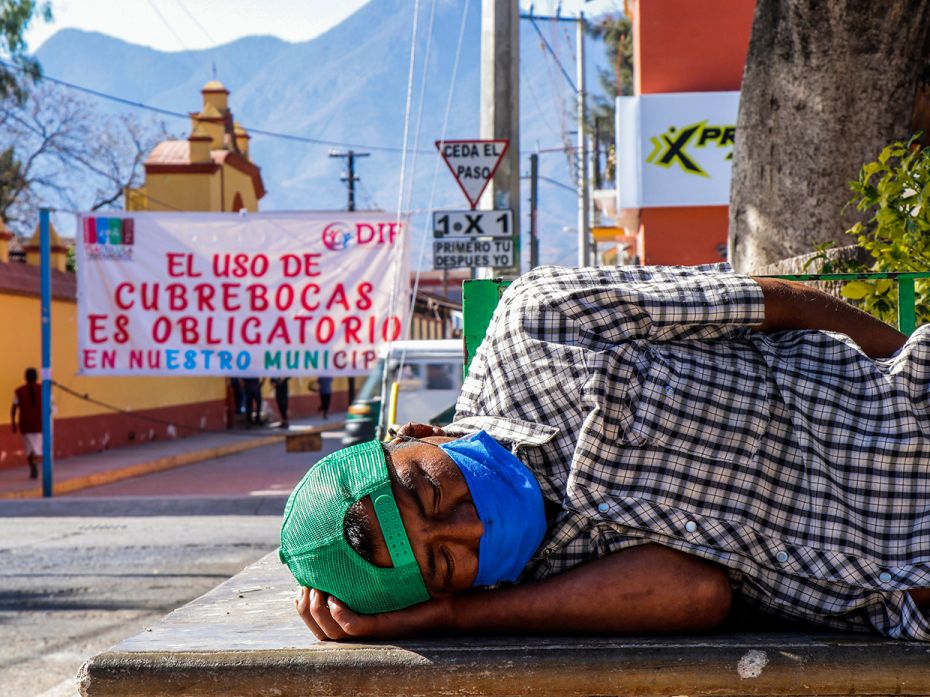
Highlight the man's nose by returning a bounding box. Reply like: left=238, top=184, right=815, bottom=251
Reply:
left=427, top=504, right=483, bottom=544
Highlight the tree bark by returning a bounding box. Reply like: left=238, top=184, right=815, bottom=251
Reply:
left=729, top=0, right=930, bottom=272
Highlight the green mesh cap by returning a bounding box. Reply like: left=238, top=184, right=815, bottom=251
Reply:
left=278, top=440, right=430, bottom=614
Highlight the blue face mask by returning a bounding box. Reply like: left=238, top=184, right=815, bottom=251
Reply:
left=439, top=431, right=547, bottom=587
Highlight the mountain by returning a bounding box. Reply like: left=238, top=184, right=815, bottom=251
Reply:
left=35, top=0, right=611, bottom=267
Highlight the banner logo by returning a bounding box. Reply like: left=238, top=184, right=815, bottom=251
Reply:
left=83, top=217, right=134, bottom=260
left=322, top=220, right=403, bottom=251
left=322, top=222, right=352, bottom=251
left=646, top=121, right=735, bottom=178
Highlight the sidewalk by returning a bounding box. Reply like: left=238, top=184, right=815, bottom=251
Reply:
left=0, top=414, right=345, bottom=500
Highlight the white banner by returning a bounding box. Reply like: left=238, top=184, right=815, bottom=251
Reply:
left=76, top=211, right=410, bottom=377
left=618, top=91, right=739, bottom=208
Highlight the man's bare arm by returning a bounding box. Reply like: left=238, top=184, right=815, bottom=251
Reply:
left=297, top=544, right=732, bottom=640
left=752, top=277, right=907, bottom=358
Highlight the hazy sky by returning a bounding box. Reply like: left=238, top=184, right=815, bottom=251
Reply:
left=26, top=0, right=623, bottom=53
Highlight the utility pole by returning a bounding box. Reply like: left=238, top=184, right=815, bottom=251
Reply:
left=576, top=13, right=590, bottom=268
left=329, top=150, right=369, bottom=211
left=329, top=150, right=369, bottom=404
left=481, top=0, right=520, bottom=277
left=529, top=153, right=539, bottom=269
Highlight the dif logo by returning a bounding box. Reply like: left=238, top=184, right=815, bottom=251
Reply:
left=83, top=217, right=134, bottom=260
left=322, top=221, right=401, bottom=252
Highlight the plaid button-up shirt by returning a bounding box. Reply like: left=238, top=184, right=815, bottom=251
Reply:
left=445, top=264, right=930, bottom=640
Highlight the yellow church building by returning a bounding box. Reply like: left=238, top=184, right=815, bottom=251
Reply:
left=126, top=80, right=265, bottom=213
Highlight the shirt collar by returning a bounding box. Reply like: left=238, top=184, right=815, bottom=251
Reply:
left=444, top=415, right=559, bottom=449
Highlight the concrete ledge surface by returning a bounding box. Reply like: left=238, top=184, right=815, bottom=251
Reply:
left=79, top=553, right=930, bottom=697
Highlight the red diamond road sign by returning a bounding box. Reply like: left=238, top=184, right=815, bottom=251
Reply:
left=435, top=139, right=509, bottom=210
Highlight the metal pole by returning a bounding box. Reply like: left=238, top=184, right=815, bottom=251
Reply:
left=480, top=0, right=520, bottom=277
left=897, top=277, right=916, bottom=335
left=329, top=149, right=368, bottom=404
left=347, top=151, right=357, bottom=212
left=39, top=208, right=54, bottom=497
left=576, top=13, right=590, bottom=267
left=529, top=153, right=539, bottom=269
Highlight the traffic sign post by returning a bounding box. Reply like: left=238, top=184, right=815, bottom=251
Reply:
left=434, top=138, right=518, bottom=275
left=432, top=210, right=513, bottom=238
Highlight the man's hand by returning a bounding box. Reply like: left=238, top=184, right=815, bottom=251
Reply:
left=393, top=421, right=447, bottom=440
left=295, top=587, right=451, bottom=641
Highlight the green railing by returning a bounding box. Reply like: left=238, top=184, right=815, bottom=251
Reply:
left=463, top=272, right=930, bottom=376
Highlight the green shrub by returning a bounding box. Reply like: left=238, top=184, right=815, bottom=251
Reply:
left=809, top=134, right=930, bottom=327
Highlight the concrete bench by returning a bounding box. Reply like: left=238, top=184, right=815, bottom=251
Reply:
left=78, top=552, right=930, bottom=696
left=285, top=422, right=345, bottom=453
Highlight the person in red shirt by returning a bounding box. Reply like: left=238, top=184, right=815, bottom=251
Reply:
left=10, top=368, right=42, bottom=479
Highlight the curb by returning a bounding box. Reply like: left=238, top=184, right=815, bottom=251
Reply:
left=0, top=434, right=285, bottom=500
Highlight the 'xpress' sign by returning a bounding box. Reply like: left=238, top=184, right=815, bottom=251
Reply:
left=617, top=91, right=739, bottom=207
left=76, top=212, right=410, bottom=377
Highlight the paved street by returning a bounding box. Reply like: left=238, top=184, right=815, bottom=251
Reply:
left=0, top=431, right=343, bottom=697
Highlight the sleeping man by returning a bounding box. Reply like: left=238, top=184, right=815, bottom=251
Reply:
left=279, top=265, right=930, bottom=641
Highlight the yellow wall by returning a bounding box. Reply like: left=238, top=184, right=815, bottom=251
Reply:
left=223, top=166, right=259, bottom=212
left=145, top=171, right=221, bottom=212
left=0, top=290, right=225, bottom=425
left=143, top=167, right=258, bottom=213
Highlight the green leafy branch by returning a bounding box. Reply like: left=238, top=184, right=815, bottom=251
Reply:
left=806, top=134, right=930, bottom=327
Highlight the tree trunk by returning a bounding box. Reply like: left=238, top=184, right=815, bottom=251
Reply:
left=729, top=0, right=930, bottom=273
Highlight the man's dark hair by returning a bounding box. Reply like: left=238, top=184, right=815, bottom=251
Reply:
left=344, top=500, right=375, bottom=563
left=342, top=440, right=418, bottom=565
left=24, top=368, right=37, bottom=383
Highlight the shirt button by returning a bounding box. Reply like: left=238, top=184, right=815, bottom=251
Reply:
left=597, top=502, right=609, bottom=513
left=664, top=385, right=674, bottom=395
left=879, top=572, right=893, bottom=583
left=775, top=551, right=789, bottom=563
left=684, top=520, right=698, bottom=533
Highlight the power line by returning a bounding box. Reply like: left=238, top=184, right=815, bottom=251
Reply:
left=0, top=58, right=433, bottom=155
left=51, top=380, right=276, bottom=437
left=146, top=0, right=194, bottom=53
left=526, top=16, right=578, bottom=93
left=522, top=173, right=577, bottom=193
left=171, top=0, right=218, bottom=46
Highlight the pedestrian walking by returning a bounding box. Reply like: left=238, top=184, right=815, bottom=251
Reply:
left=10, top=367, right=42, bottom=479
left=318, top=377, right=333, bottom=419
left=242, top=377, right=263, bottom=426
left=272, top=377, right=290, bottom=428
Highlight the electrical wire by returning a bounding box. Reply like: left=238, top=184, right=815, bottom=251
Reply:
left=528, top=17, right=578, bottom=93
left=171, top=0, right=255, bottom=88
left=50, top=380, right=282, bottom=437
left=379, top=0, right=424, bottom=435
left=146, top=0, right=195, bottom=53
left=405, top=0, right=472, bottom=334
left=0, top=58, right=433, bottom=154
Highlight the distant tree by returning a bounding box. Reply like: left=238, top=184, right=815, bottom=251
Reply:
left=0, top=0, right=51, bottom=225
left=0, top=0, right=52, bottom=103
left=729, top=0, right=930, bottom=272
left=586, top=14, right=632, bottom=183
left=0, top=146, right=26, bottom=215
left=0, top=82, right=168, bottom=232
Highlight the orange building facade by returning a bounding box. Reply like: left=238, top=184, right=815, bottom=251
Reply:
left=625, top=0, right=755, bottom=265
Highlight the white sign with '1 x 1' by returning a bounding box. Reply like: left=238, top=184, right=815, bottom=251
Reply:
left=432, top=209, right=513, bottom=238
